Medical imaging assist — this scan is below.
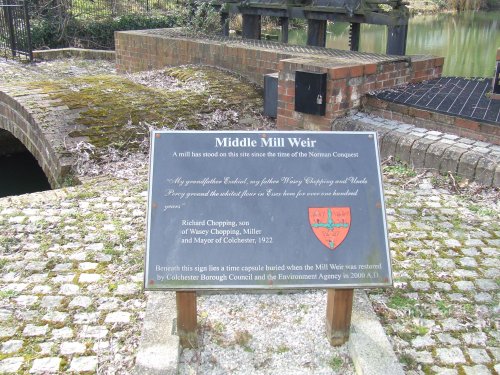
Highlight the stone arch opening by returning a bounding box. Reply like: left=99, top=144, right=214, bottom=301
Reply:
left=0, top=91, right=73, bottom=191
left=0, top=129, right=51, bottom=198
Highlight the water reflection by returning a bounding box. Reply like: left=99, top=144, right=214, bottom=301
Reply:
left=275, top=11, right=500, bottom=77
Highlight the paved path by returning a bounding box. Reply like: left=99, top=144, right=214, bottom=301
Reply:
left=368, top=170, right=499, bottom=374
left=0, top=161, right=498, bottom=374
left=0, top=58, right=498, bottom=374
left=0, top=177, right=148, bottom=374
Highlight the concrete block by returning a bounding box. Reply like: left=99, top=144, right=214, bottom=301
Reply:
left=424, top=142, right=452, bottom=170
left=410, top=137, right=435, bottom=169
left=439, top=146, right=468, bottom=175
left=380, top=130, right=402, bottom=160
left=395, top=133, right=420, bottom=164
left=349, top=291, right=405, bottom=375
left=133, top=292, right=179, bottom=375
left=493, top=163, right=500, bottom=188
left=474, top=157, right=495, bottom=186
left=457, top=151, right=482, bottom=182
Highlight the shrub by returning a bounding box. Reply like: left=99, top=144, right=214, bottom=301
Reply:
left=31, top=13, right=181, bottom=50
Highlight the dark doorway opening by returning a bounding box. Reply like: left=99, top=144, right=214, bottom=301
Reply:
left=0, top=131, right=51, bottom=198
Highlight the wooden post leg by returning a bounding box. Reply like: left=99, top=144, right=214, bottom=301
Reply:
left=306, top=19, right=327, bottom=47
left=176, top=291, right=198, bottom=348
left=326, top=289, right=354, bottom=346
left=280, top=17, right=289, bottom=44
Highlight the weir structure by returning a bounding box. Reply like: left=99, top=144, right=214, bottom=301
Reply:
left=115, top=28, right=442, bottom=131
left=214, top=0, right=410, bottom=55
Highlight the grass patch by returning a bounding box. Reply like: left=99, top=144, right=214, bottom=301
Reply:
left=383, top=162, right=417, bottom=178
left=275, top=344, right=290, bottom=354
left=234, top=329, right=253, bottom=351
left=436, top=300, right=451, bottom=317
left=387, top=293, right=424, bottom=317
left=27, top=66, right=262, bottom=154
left=328, top=355, right=343, bottom=371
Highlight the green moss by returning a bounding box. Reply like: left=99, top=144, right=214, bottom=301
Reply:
left=26, top=66, right=263, bottom=154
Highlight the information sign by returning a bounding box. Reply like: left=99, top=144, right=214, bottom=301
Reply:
left=145, top=131, right=392, bottom=290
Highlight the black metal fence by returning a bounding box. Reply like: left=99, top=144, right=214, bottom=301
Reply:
left=1, top=0, right=182, bottom=60
left=30, top=0, right=180, bottom=20
left=0, top=0, right=33, bottom=60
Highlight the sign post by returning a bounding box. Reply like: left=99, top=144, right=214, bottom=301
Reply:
left=176, top=291, right=197, bottom=348
left=145, top=131, right=392, bottom=347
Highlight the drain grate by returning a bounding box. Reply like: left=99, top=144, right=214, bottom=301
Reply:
left=375, top=77, right=500, bottom=125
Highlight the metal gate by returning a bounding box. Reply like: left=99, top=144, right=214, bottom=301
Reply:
left=0, top=0, right=32, bottom=61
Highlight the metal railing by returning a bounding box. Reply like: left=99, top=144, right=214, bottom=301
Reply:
left=0, top=0, right=32, bottom=60
left=29, top=0, right=181, bottom=20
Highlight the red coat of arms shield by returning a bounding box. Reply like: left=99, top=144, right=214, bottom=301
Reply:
left=309, top=207, right=351, bottom=250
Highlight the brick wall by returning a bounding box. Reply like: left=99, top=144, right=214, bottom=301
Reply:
left=363, top=96, right=500, bottom=145
left=276, top=58, right=418, bottom=130
left=0, top=90, right=70, bottom=188
left=116, top=30, right=293, bottom=86
left=115, top=29, right=444, bottom=130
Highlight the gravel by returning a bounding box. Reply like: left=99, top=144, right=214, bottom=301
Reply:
left=179, top=290, right=355, bottom=374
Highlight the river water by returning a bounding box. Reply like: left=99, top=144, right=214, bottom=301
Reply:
left=275, top=11, right=500, bottom=77
left=0, top=152, right=51, bottom=198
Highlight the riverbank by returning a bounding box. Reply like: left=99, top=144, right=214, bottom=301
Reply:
left=406, top=0, right=499, bottom=14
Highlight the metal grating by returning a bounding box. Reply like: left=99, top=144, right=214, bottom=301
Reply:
left=375, top=77, right=500, bottom=125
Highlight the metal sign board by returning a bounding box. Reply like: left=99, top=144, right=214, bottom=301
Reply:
left=145, top=131, right=392, bottom=290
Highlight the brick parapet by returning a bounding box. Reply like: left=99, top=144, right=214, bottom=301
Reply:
left=115, top=29, right=443, bottom=131
left=33, top=48, right=116, bottom=61
left=276, top=57, right=414, bottom=131
left=115, top=30, right=293, bottom=86
left=0, top=87, right=76, bottom=188
left=334, top=112, right=500, bottom=187
left=362, top=95, right=500, bottom=145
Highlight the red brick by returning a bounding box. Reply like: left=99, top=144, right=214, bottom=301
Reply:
left=382, top=79, right=396, bottom=88
left=349, top=65, right=363, bottom=77
left=412, top=60, right=426, bottom=71
left=364, top=63, right=377, bottom=75
left=376, top=73, right=390, bottom=81
left=413, top=70, right=429, bottom=80
left=363, top=82, right=376, bottom=92
left=383, top=63, right=395, bottom=73
left=434, top=57, right=445, bottom=67
left=455, top=117, right=480, bottom=131
left=332, top=79, right=347, bottom=89
left=329, top=67, right=350, bottom=79
left=410, top=108, right=432, bottom=120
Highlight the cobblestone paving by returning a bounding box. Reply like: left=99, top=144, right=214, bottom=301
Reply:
left=0, top=58, right=498, bottom=374
left=0, top=176, right=148, bottom=374
left=0, top=164, right=497, bottom=374
left=368, top=171, right=499, bottom=374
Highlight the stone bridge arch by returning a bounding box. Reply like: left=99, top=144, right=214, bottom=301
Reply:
left=0, top=90, right=72, bottom=189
